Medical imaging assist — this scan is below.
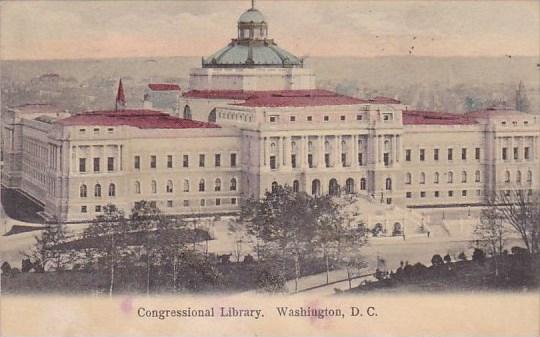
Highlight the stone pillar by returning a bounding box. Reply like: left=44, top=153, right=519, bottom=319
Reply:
left=396, top=135, right=401, bottom=162
left=317, top=136, right=324, bottom=168
left=263, top=137, right=268, bottom=167
left=283, top=136, right=290, bottom=168
left=334, top=135, right=339, bottom=167
left=510, top=136, right=514, bottom=161
left=299, top=136, right=305, bottom=168
left=259, top=137, right=265, bottom=167
left=391, top=135, right=397, bottom=166
left=277, top=137, right=283, bottom=169
left=352, top=135, right=358, bottom=167
left=378, top=135, right=383, bottom=163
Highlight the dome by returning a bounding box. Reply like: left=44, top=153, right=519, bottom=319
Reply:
left=204, top=43, right=303, bottom=68
left=238, top=8, right=266, bottom=23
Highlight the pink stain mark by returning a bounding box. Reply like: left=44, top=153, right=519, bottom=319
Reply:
left=305, top=299, right=335, bottom=330
left=120, top=297, right=133, bottom=314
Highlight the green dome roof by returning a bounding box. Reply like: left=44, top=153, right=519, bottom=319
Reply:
left=203, top=42, right=303, bottom=68
left=238, top=8, right=266, bottom=23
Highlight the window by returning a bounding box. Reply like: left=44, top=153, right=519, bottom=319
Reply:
left=307, top=116, right=312, bottom=121
left=461, top=171, right=467, bottom=183
left=166, top=180, right=173, bottom=193
left=151, top=180, right=157, bottom=193
left=269, top=116, right=277, bottom=123
left=420, top=172, right=426, bottom=184
left=183, top=200, right=190, bottom=207
left=183, top=155, right=189, bottom=168
left=405, top=173, right=412, bottom=184
left=199, top=154, right=205, bottom=167
left=183, top=105, right=192, bottom=120
left=358, top=153, right=363, bottom=166
left=420, top=191, right=426, bottom=198
left=516, top=170, right=522, bottom=184
left=448, top=171, right=454, bottom=183
left=475, top=148, right=480, bottom=160
left=405, top=149, right=411, bottom=161
left=95, top=205, right=101, bottom=212
left=461, top=148, right=467, bottom=160
left=107, top=128, right=114, bottom=133
left=215, top=153, right=221, bottom=167
left=199, top=179, right=205, bottom=192
left=527, top=170, right=532, bottom=183
left=230, top=178, right=237, bottom=191
left=448, top=148, right=453, bottom=161
left=135, top=181, right=141, bottom=194
left=215, top=178, right=221, bottom=192
left=134, top=156, right=140, bottom=169
left=183, top=179, right=190, bottom=192
left=270, top=156, right=276, bottom=169
left=271, top=181, right=278, bottom=192
left=504, top=171, right=510, bottom=183
left=434, top=172, right=440, bottom=184
left=107, top=157, right=114, bottom=171
left=291, top=154, right=297, bottom=168
left=434, top=149, right=439, bottom=161
left=434, top=191, right=440, bottom=197
left=230, top=153, right=237, bottom=167
left=150, top=155, right=157, bottom=168
left=231, top=198, right=237, bottom=205
left=385, top=178, right=392, bottom=191
left=340, top=115, right=346, bottom=121
left=93, top=128, right=100, bottom=135
left=513, top=147, right=519, bottom=160
left=462, top=190, right=467, bottom=197
left=80, top=184, right=87, bottom=198
left=360, top=178, right=366, bottom=190
left=356, top=114, right=363, bottom=121
left=308, top=154, right=313, bottom=168
left=325, top=154, right=330, bottom=168
left=524, top=147, right=530, bottom=160
left=79, top=129, right=86, bottom=134
left=419, top=149, right=425, bottom=161
left=94, top=184, right=101, bottom=197
left=215, top=198, right=221, bottom=206
left=448, top=190, right=454, bottom=197
left=93, top=157, right=100, bottom=172
left=502, top=147, right=508, bottom=160
left=406, top=192, right=412, bottom=198
left=290, top=116, right=296, bottom=122
left=81, top=206, right=87, bottom=213
left=475, top=170, right=481, bottom=183
left=79, top=158, right=86, bottom=172
left=167, top=200, right=173, bottom=208
left=323, top=116, right=329, bottom=121
left=108, top=183, right=116, bottom=197
left=167, top=155, right=173, bottom=168
left=293, top=180, right=300, bottom=193
left=200, top=199, right=206, bottom=207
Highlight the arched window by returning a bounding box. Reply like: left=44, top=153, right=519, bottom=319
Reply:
left=505, top=170, right=511, bottom=183
left=108, top=183, right=116, bottom=197
left=324, top=141, right=330, bottom=153
left=166, top=180, right=173, bottom=193
left=293, top=180, right=300, bottom=193
left=341, top=140, right=347, bottom=152
left=345, top=178, right=355, bottom=194
left=183, top=179, right=190, bottom=192
left=230, top=178, right=237, bottom=191
left=291, top=141, right=297, bottom=153
left=516, top=170, right=522, bottom=184
left=151, top=180, right=157, bottom=193
left=271, top=181, right=278, bottom=192
left=208, top=108, right=217, bottom=123
left=308, top=141, right=313, bottom=153
left=94, top=184, right=101, bottom=197
left=135, top=181, right=141, bottom=194
left=214, top=178, right=221, bottom=191
left=527, top=170, right=532, bottom=183
left=312, top=179, right=321, bottom=196
left=434, top=172, right=440, bottom=184
left=329, top=179, right=339, bottom=196
left=462, top=171, right=467, bottom=183
left=420, top=172, right=426, bottom=184
left=183, top=105, right=192, bottom=120
left=448, top=171, right=453, bottom=183
left=199, top=179, right=205, bottom=192
left=475, top=170, right=481, bottom=183
left=80, top=184, right=87, bottom=198
left=405, top=172, right=412, bottom=184
left=385, top=178, right=392, bottom=191
left=360, top=178, right=366, bottom=190
left=270, top=142, right=276, bottom=154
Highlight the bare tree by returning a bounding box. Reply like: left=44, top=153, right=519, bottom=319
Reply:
left=25, top=222, right=76, bottom=272
left=489, top=190, right=540, bottom=255
left=474, top=208, right=510, bottom=276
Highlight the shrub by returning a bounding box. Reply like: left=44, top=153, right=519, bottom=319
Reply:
left=431, top=254, right=444, bottom=267
left=458, top=252, right=467, bottom=261
left=255, top=262, right=286, bottom=293
left=443, top=254, right=452, bottom=264
left=472, top=248, right=486, bottom=263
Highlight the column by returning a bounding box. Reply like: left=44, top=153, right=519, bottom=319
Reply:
left=352, top=135, right=358, bottom=168
left=319, top=135, right=324, bottom=168
left=263, top=137, right=268, bottom=167
left=391, top=135, right=397, bottom=166
left=299, top=136, right=305, bottom=168
left=119, top=145, right=123, bottom=171
left=277, top=137, right=283, bottom=169
left=283, top=136, right=290, bottom=168
left=304, top=136, right=309, bottom=167
left=396, top=135, right=401, bottom=162
left=334, top=135, right=339, bottom=167
left=510, top=136, right=514, bottom=161
left=378, top=135, right=383, bottom=163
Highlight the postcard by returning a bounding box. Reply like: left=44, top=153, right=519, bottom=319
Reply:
left=0, top=1, right=538, bottom=336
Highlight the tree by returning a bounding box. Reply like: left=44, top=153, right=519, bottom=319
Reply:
left=475, top=207, right=509, bottom=276
left=489, top=190, right=540, bottom=255
left=312, top=194, right=341, bottom=284
left=83, top=204, right=129, bottom=296
left=243, top=185, right=319, bottom=292
left=130, top=200, right=165, bottom=295
left=25, top=222, right=75, bottom=272
left=431, top=254, right=444, bottom=267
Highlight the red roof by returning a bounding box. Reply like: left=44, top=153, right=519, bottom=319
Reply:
left=369, top=96, right=401, bottom=104
left=57, top=110, right=220, bottom=129
left=183, top=90, right=368, bottom=107
left=464, top=107, right=523, bottom=119
left=148, top=83, right=181, bottom=91
left=403, top=110, right=478, bottom=125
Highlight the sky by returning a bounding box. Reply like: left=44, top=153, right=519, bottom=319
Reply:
left=1, top=1, right=538, bottom=60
